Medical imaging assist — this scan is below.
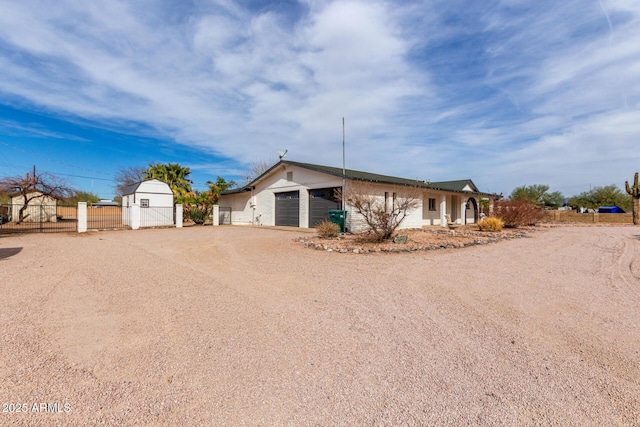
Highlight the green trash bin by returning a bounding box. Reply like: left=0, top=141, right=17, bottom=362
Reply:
left=328, top=209, right=348, bottom=232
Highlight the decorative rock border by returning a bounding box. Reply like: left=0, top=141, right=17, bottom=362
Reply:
left=296, top=229, right=529, bottom=254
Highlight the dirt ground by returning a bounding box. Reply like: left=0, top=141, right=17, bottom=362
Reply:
left=1, top=225, right=639, bottom=426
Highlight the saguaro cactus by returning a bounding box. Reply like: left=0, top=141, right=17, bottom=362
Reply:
left=625, top=172, right=640, bottom=225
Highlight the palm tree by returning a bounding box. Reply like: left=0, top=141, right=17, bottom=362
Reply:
left=144, top=163, right=194, bottom=201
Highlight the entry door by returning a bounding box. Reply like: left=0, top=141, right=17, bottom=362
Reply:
left=275, top=191, right=300, bottom=227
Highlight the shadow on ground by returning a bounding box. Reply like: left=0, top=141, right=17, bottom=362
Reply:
left=0, top=247, right=22, bottom=260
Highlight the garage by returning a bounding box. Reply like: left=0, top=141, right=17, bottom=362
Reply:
left=275, top=191, right=300, bottom=227
left=309, top=188, right=341, bottom=227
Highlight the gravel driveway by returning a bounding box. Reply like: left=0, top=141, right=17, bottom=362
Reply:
left=1, top=225, right=639, bottom=426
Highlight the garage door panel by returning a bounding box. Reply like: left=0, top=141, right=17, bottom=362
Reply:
left=275, top=191, right=300, bottom=227
left=309, top=188, right=341, bottom=227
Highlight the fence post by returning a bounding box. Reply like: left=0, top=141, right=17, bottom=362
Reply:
left=175, top=204, right=183, bottom=228
left=78, top=202, right=87, bottom=233
left=131, top=203, right=141, bottom=230
left=212, top=205, right=219, bottom=226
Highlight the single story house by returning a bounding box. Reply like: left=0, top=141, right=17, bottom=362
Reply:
left=121, top=179, right=174, bottom=227
left=219, top=160, right=495, bottom=232
left=11, top=191, right=57, bottom=223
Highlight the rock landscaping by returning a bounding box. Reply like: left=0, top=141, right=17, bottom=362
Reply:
left=297, top=225, right=531, bottom=253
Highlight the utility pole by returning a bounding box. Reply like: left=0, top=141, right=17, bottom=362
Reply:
left=342, top=117, right=346, bottom=210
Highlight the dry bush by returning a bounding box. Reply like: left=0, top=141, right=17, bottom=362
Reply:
left=316, top=220, right=340, bottom=238
left=494, top=200, right=544, bottom=228
left=477, top=216, right=504, bottom=232
left=340, top=182, right=421, bottom=242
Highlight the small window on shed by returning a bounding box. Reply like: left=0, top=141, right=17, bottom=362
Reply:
left=141, top=198, right=149, bottom=208
left=287, top=171, right=293, bottom=181
left=428, top=198, right=436, bottom=211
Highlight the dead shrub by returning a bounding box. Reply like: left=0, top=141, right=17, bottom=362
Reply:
left=316, top=220, right=340, bottom=238
left=494, top=200, right=544, bottom=228
left=339, top=182, right=421, bottom=242
left=477, top=216, right=504, bottom=232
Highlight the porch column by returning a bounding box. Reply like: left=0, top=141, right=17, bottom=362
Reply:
left=460, top=199, right=467, bottom=225
left=440, top=195, right=447, bottom=227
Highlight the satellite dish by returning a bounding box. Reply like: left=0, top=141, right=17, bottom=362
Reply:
left=277, top=149, right=288, bottom=159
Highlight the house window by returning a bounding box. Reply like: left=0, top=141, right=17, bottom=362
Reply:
left=287, top=171, right=293, bottom=181
left=428, top=198, right=436, bottom=211
left=141, top=198, right=149, bottom=208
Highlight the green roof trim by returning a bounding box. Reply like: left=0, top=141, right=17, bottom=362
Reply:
left=222, top=160, right=494, bottom=197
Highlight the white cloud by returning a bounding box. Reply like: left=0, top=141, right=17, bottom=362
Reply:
left=0, top=0, right=639, bottom=196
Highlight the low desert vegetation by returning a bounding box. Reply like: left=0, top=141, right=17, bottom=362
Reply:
left=188, top=207, right=207, bottom=224
left=494, top=200, right=544, bottom=228
left=477, top=216, right=504, bottom=232
left=340, top=182, right=421, bottom=242
left=316, top=220, right=340, bottom=238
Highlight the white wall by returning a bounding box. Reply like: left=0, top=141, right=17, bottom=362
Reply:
left=222, top=192, right=253, bottom=225
left=220, top=164, right=343, bottom=227
left=344, top=182, right=423, bottom=233
left=422, top=192, right=441, bottom=226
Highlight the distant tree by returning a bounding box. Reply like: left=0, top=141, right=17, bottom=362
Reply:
left=63, top=190, right=100, bottom=205
left=0, top=171, right=74, bottom=224
left=114, top=165, right=146, bottom=196
left=569, top=185, right=631, bottom=211
left=510, top=184, right=564, bottom=208
left=144, top=163, right=194, bottom=201
left=242, top=158, right=277, bottom=185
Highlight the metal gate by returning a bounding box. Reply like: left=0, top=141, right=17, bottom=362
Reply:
left=0, top=204, right=132, bottom=234
left=219, top=207, right=231, bottom=225
left=86, top=205, right=129, bottom=231
left=0, top=204, right=77, bottom=234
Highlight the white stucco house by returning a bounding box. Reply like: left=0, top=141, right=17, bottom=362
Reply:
left=121, top=179, right=174, bottom=227
left=11, top=191, right=57, bottom=223
left=218, top=160, right=495, bottom=232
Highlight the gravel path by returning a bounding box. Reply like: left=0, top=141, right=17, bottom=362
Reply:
left=1, top=225, right=639, bottom=426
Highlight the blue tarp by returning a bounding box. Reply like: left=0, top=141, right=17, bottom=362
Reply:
left=598, top=206, right=625, bottom=213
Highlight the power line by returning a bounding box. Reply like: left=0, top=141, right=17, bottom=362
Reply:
left=0, top=140, right=113, bottom=176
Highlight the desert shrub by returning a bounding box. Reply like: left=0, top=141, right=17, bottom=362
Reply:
left=316, top=220, right=340, bottom=238
left=477, top=216, right=504, bottom=232
left=339, top=182, right=421, bottom=242
left=494, top=200, right=544, bottom=228
left=189, top=207, right=207, bottom=224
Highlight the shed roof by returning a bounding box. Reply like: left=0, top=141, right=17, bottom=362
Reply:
left=122, top=179, right=172, bottom=196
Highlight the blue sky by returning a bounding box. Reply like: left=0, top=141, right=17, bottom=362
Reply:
left=1, top=0, right=639, bottom=199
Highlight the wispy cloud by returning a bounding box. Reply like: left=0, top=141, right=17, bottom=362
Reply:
left=0, top=0, right=639, bottom=196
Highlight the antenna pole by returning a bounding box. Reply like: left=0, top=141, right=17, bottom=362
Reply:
left=342, top=117, right=346, bottom=210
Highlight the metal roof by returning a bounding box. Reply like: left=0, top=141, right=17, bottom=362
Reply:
left=222, top=160, right=493, bottom=197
